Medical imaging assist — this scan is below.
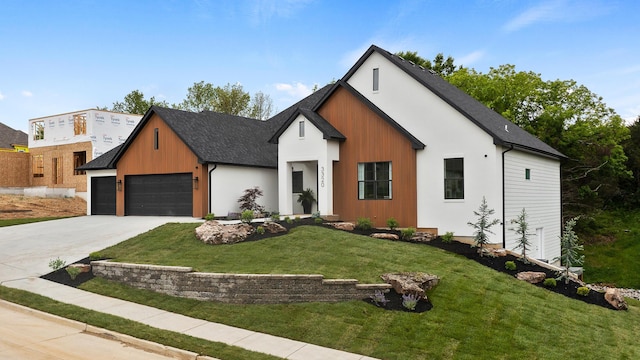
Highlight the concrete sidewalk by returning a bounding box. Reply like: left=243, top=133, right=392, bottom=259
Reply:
left=0, top=216, right=378, bottom=360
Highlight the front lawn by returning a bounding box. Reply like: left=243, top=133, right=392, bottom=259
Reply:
left=0, top=216, right=72, bottom=227
left=82, top=223, right=640, bottom=359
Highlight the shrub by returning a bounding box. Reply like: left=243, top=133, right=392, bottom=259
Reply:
left=356, top=217, right=372, bottom=230
left=89, top=252, right=102, bottom=261
left=284, top=216, right=292, bottom=224
left=467, top=196, right=500, bottom=256
left=441, top=231, right=454, bottom=243
left=386, top=217, right=399, bottom=230
left=510, top=208, right=533, bottom=264
left=401, top=227, right=416, bottom=240
left=294, top=216, right=300, bottom=222
left=238, top=186, right=265, bottom=213
left=543, top=278, right=557, bottom=287
left=241, top=210, right=254, bottom=224
left=311, top=211, right=321, bottom=218
left=505, top=261, right=517, bottom=271
left=370, top=290, right=390, bottom=307
left=402, top=293, right=420, bottom=311
left=204, top=213, right=215, bottom=221
left=270, top=212, right=281, bottom=222
left=256, top=226, right=265, bottom=235
left=314, top=217, right=324, bottom=224
left=555, top=217, right=584, bottom=284
left=66, top=266, right=82, bottom=280
left=577, top=286, right=590, bottom=296
left=48, top=257, right=66, bottom=271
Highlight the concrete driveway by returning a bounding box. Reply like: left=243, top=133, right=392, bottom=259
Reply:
left=0, top=216, right=201, bottom=284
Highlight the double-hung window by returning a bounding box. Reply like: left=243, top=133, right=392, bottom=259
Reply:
left=444, top=158, right=464, bottom=199
left=358, top=161, right=392, bottom=199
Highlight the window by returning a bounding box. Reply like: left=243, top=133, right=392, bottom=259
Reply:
left=373, top=68, right=379, bottom=91
left=74, top=114, right=87, bottom=135
left=444, top=158, right=464, bottom=199
left=154, top=128, right=159, bottom=150
left=358, top=162, right=392, bottom=199
left=73, top=151, right=87, bottom=175
left=292, top=171, right=303, bottom=193
left=298, top=120, right=305, bottom=138
left=32, top=121, right=45, bottom=140
left=32, top=155, right=44, bottom=177
left=525, top=168, right=531, bottom=180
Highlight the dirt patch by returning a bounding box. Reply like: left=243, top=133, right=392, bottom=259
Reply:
left=0, top=194, right=86, bottom=219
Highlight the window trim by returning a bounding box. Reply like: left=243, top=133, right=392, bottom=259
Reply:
left=298, top=120, right=305, bottom=138
left=525, top=168, right=531, bottom=180
left=444, top=158, right=464, bottom=200
left=373, top=68, right=379, bottom=92
left=357, top=161, right=392, bottom=200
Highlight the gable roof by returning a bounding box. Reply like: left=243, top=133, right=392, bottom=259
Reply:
left=111, top=106, right=278, bottom=168
left=0, top=122, right=28, bottom=149
left=343, top=45, right=565, bottom=159
left=268, top=107, right=346, bottom=143
left=77, top=144, right=122, bottom=170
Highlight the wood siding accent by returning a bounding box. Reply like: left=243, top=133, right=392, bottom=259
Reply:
left=318, top=87, right=417, bottom=228
left=115, top=114, right=207, bottom=217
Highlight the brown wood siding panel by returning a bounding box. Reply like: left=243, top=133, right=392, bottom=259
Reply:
left=318, top=87, right=417, bottom=228
left=116, top=114, right=207, bottom=217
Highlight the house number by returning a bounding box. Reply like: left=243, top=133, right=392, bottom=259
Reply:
left=320, top=166, right=325, bottom=188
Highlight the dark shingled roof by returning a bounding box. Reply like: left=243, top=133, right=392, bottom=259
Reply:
left=343, top=45, right=565, bottom=158
left=0, top=122, right=27, bottom=149
left=77, top=144, right=122, bottom=170
left=268, top=107, right=345, bottom=143
left=266, top=84, right=333, bottom=133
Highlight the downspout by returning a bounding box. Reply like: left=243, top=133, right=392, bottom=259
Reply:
left=208, top=164, right=217, bottom=215
left=502, top=144, right=514, bottom=248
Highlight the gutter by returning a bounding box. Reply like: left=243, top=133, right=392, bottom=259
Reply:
left=502, top=144, right=514, bottom=248
left=208, top=164, right=217, bottom=215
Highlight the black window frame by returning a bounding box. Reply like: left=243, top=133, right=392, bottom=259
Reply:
left=444, top=158, right=464, bottom=200
left=358, top=161, right=392, bottom=200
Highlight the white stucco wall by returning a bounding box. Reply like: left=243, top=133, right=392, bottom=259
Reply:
left=504, top=150, right=561, bottom=262
left=276, top=114, right=339, bottom=216
left=208, top=164, right=278, bottom=216
left=347, top=51, right=503, bottom=241
left=29, top=110, right=142, bottom=159
left=85, top=169, right=117, bottom=215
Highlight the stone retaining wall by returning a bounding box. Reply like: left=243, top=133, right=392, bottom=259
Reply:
left=91, top=261, right=391, bottom=304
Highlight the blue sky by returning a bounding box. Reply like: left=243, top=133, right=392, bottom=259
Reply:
left=1, top=0, right=638, bottom=133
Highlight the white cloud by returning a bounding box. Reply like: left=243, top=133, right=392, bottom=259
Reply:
left=249, top=0, right=313, bottom=25
left=275, top=82, right=313, bottom=98
left=21, top=90, right=33, bottom=97
left=457, top=50, right=486, bottom=67
left=503, top=0, right=612, bottom=33
left=0, top=92, right=4, bottom=100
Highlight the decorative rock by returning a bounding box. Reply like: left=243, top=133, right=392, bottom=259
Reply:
left=371, top=233, right=400, bottom=240
left=195, top=221, right=254, bottom=245
left=516, top=271, right=546, bottom=284
left=68, top=263, right=91, bottom=273
left=262, top=222, right=287, bottom=234
left=487, top=248, right=507, bottom=257
left=327, top=222, right=356, bottom=231
left=604, top=288, right=628, bottom=310
left=380, top=272, right=440, bottom=299
left=410, top=232, right=435, bottom=243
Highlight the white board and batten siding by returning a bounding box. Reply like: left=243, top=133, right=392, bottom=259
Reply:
left=503, top=150, right=561, bottom=262
left=208, top=164, right=278, bottom=217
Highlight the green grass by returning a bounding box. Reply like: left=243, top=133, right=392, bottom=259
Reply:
left=582, top=209, right=640, bottom=288
left=0, top=286, right=280, bottom=360
left=0, top=216, right=72, bottom=227
left=84, top=223, right=640, bottom=359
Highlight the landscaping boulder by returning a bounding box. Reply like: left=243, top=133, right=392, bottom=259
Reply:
left=67, top=263, right=91, bottom=273
left=409, top=232, right=435, bottom=243
left=263, top=221, right=287, bottom=234
left=327, top=222, right=356, bottom=231
left=381, top=272, right=440, bottom=300
left=195, top=221, right=254, bottom=245
left=516, top=271, right=546, bottom=284
left=371, top=233, right=399, bottom=240
left=605, top=288, right=628, bottom=310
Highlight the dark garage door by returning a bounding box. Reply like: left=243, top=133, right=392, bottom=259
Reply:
left=125, top=173, right=192, bottom=216
left=91, top=176, right=116, bottom=215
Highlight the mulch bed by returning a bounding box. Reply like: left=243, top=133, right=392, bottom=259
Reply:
left=41, top=257, right=96, bottom=287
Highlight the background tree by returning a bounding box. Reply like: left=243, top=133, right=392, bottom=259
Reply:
left=179, top=81, right=252, bottom=116
left=395, top=51, right=459, bottom=77
left=618, top=116, right=640, bottom=207
left=248, top=91, right=274, bottom=120
left=110, top=90, right=168, bottom=114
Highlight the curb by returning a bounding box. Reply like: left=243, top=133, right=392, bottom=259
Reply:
left=0, top=299, right=220, bottom=360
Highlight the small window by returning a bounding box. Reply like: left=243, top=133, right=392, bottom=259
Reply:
left=525, top=168, right=531, bottom=180
left=74, top=151, right=87, bottom=175
left=32, top=155, right=44, bottom=177
left=358, top=161, right=392, bottom=200
left=373, top=68, right=379, bottom=91
left=299, top=120, right=305, bottom=138
left=32, top=121, right=45, bottom=140
left=154, top=128, right=159, bottom=150
left=292, top=171, right=303, bottom=193
left=444, top=158, right=464, bottom=199
left=74, top=114, right=87, bottom=135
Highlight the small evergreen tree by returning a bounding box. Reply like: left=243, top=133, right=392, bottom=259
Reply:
left=510, top=208, right=533, bottom=263
left=555, top=217, right=584, bottom=284
left=467, top=196, right=501, bottom=256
